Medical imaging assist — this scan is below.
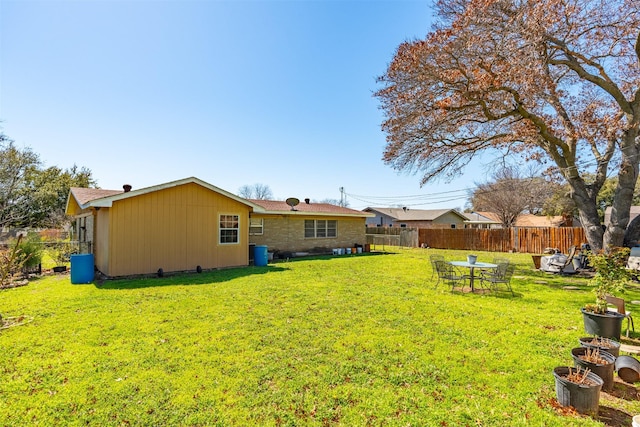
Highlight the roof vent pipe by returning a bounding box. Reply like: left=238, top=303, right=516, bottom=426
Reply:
left=123, top=184, right=132, bottom=193
left=305, top=198, right=310, bottom=204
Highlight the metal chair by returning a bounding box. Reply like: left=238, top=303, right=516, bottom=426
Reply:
left=429, top=254, right=445, bottom=282
left=606, top=295, right=635, bottom=337
left=434, top=260, right=469, bottom=292
left=480, top=261, right=515, bottom=295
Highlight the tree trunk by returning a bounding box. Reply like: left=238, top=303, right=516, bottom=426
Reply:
left=623, top=214, right=640, bottom=247
left=565, top=175, right=604, bottom=252
left=574, top=201, right=605, bottom=253
left=606, top=132, right=640, bottom=250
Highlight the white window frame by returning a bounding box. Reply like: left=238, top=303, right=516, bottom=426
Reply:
left=304, top=219, right=337, bottom=238
left=219, top=214, right=240, bottom=244
left=249, top=217, right=264, bottom=235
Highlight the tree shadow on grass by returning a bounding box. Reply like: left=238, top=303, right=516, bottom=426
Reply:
left=516, top=267, right=593, bottom=290
left=607, top=379, right=640, bottom=401
left=93, top=265, right=290, bottom=290
left=597, top=405, right=632, bottom=427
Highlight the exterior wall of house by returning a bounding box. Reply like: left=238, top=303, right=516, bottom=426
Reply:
left=391, top=220, right=434, bottom=228
left=102, top=183, right=250, bottom=277
left=430, top=212, right=466, bottom=228
left=249, top=214, right=366, bottom=253
left=365, top=212, right=396, bottom=227
left=95, top=208, right=110, bottom=274
left=72, top=212, right=94, bottom=253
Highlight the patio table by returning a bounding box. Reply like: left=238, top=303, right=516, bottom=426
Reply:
left=448, top=261, right=497, bottom=292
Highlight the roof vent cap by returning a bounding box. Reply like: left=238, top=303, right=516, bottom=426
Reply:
left=123, top=184, right=132, bottom=193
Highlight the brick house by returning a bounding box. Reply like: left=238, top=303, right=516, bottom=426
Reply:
left=248, top=198, right=374, bottom=255
left=363, top=207, right=469, bottom=229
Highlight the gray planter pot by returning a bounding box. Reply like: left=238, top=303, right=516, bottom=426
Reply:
left=553, top=366, right=603, bottom=415
left=581, top=308, right=624, bottom=340
left=579, top=336, right=620, bottom=358
left=571, top=347, right=616, bottom=391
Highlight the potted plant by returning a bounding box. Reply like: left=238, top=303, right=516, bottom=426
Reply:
left=49, top=241, right=73, bottom=273
left=581, top=247, right=630, bottom=340
left=571, top=346, right=616, bottom=391
left=579, top=336, right=620, bottom=357
left=553, top=366, right=603, bottom=415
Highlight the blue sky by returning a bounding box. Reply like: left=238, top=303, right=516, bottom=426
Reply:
left=0, top=0, right=483, bottom=210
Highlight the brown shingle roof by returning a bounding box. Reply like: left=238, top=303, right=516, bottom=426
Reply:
left=474, top=212, right=566, bottom=227
left=364, top=207, right=467, bottom=221
left=249, top=199, right=370, bottom=216
left=70, top=187, right=123, bottom=205
left=515, top=214, right=565, bottom=227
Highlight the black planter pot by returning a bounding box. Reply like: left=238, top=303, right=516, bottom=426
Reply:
left=571, top=347, right=616, bottom=391
left=615, top=355, right=640, bottom=383
left=553, top=366, right=603, bottom=415
left=579, top=337, right=621, bottom=358
left=581, top=308, right=625, bottom=340
left=52, top=266, right=67, bottom=273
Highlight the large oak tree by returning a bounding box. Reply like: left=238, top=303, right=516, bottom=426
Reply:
left=0, top=134, right=96, bottom=229
left=375, top=0, right=640, bottom=251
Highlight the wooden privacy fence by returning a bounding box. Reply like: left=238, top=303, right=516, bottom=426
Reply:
left=418, top=227, right=587, bottom=254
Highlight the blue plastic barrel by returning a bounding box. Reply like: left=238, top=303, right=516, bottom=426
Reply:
left=70, top=254, right=95, bottom=284
left=254, top=245, right=268, bottom=266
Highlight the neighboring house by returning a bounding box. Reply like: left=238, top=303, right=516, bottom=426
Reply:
left=461, top=212, right=502, bottom=229
left=363, top=207, right=469, bottom=229
left=604, top=206, right=640, bottom=227
left=248, top=198, right=374, bottom=255
left=476, top=211, right=579, bottom=228
left=66, top=177, right=263, bottom=278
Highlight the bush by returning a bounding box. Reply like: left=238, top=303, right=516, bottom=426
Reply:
left=586, top=247, right=631, bottom=313
left=47, top=240, right=74, bottom=266
left=15, top=232, right=42, bottom=269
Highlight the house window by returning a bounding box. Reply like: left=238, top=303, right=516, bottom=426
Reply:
left=219, top=214, right=240, bottom=244
left=249, top=218, right=263, bottom=235
left=450, top=224, right=456, bottom=229
left=304, top=220, right=337, bottom=238
left=400, top=223, right=407, bottom=228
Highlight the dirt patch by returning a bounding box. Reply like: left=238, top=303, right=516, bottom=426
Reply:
left=0, top=315, right=33, bottom=330
left=0, top=279, right=28, bottom=290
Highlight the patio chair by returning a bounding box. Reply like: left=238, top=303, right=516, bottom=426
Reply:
left=478, top=257, right=510, bottom=277
left=606, top=295, right=635, bottom=338
left=429, top=254, right=445, bottom=281
left=480, top=261, right=516, bottom=296
left=434, top=260, right=469, bottom=292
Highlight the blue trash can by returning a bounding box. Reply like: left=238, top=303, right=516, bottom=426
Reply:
left=70, top=254, right=95, bottom=284
left=254, top=245, right=268, bottom=267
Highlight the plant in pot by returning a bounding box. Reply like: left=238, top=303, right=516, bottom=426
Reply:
left=571, top=346, right=616, bottom=391
left=582, top=247, right=631, bottom=340
left=49, top=241, right=73, bottom=273
left=553, top=366, right=603, bottom=415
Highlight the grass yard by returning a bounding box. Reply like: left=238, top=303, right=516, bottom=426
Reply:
left=1, top=248, right=640, bottom=426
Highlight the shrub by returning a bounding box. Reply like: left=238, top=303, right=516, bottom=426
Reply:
left=586, top=247, right=631, bottom=313
left=15, top=232, right=42, bottom=269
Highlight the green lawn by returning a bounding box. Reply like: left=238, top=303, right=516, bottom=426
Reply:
left=1, top=248, right=639, bottom=426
